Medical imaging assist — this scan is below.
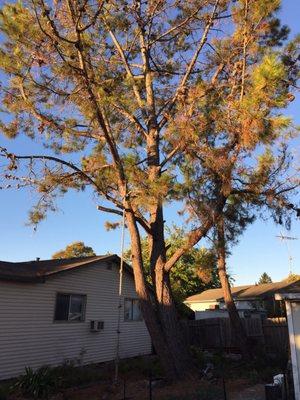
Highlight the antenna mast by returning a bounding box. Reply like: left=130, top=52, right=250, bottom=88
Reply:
left=276, top=232, right=298, bottom=275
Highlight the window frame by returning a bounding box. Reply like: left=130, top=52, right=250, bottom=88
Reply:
left=53, top=292, right=87, bottom=323
left=124, top=297, right=143, bottom=322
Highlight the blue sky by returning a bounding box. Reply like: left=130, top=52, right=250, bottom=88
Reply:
left=0, top=0, right=299, bottom=286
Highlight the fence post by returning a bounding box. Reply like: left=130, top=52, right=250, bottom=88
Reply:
left=149, top=370, right=152, bottom=400
left=219, top=319, right=223, bottom=349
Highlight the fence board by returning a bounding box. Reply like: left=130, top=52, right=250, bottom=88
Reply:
left=184, top=317, right=288, bottom=353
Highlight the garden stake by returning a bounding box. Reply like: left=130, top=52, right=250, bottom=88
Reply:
left=283, top=372, right=288, bottom=400
left=149, top=370, right=152, bottom=400
left=223, top=377, right=227, bottom=400
left=118, top=377, right=130, bottom=400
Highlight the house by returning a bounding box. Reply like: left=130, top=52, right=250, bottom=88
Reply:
left=275, top=288, right=300, bottom=400
left=0, top=255, right=152, bottom=380
left=184, top=281, right=300, bottom=320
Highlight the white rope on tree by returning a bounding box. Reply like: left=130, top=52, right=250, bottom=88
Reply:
left=114, top=202, right=126, bottom=383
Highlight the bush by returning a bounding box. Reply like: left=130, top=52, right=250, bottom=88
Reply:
left=14, top=363, right=103, bottom=398
left=53, top=363, right=102, bottom=388
left=14, top=366, right=57, bottom=399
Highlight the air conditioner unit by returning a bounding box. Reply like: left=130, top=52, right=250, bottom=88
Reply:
left=90, top=320, right=104, bottom=332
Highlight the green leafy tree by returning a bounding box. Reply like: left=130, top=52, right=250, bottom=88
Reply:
left=258, top=272, right=273, bottom=285
left=0, top=0, right=299, bottom=378
left=171, top=1, right=300, bottom=357
left=125, top=226, right=220, bottom=303
left=52, top=241, right=95, bottom=259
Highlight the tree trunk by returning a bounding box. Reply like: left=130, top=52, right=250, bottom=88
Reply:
left=155, top=265, right=192, bottom=373
left=125, top=209, right=189, bottom=380
left=125, top=202, right=192, bottom=379
left=217, top=219, right=249, bottom=358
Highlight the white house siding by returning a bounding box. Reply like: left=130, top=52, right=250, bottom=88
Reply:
left=186, top=301, right=219, bottom=312
left=187, top=300, right=259, bottom=313
left=195, top=310, right=263, bottom=320
left=0, top=262, right=151, bottom=380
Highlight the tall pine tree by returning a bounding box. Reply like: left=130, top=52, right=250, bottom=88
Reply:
left=0, top=0, right=299, bottom=378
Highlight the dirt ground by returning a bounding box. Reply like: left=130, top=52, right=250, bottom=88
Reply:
left=49, top=377, right=265, bottom=400
left=5, top=355, right=273, bottom=400
left=230, top=383, right=265, bottom=400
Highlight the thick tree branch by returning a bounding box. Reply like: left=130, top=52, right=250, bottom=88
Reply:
left=164, top=219, right=213, bottom=272
left=164, top=194, right=227, bottom=272
left=97, top=204, right=152, bottom=234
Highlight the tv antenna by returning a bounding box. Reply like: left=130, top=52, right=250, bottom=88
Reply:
left=276, top=232, right=298, bottom=275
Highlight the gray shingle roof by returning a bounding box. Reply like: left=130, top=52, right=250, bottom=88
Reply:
left=185, top=280, right=300, bottom=303
left=0, top=254, right=125, bottom=283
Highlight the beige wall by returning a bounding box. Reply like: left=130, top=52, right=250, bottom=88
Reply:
left=0, top=262, right=151, bottom=380
left=186, top=301, right=218, bottom=312
left=186, top=299, right=260, bottom=313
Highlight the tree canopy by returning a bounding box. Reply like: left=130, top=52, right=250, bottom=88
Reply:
left=52, top=241, right=96, bottom=259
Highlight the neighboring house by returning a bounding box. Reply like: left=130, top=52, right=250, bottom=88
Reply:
left=0, top=255, right=151, bottom=380
left=184, top=281, right=300, bottom=320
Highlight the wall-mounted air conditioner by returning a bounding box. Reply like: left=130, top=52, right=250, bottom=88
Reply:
left=90, top=320, right=104, bottom=332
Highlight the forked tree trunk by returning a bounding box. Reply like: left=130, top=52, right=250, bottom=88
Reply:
left=217, top=219, right=249, bottom=358
left=155, top=266, right=191, bottom=373
left=126, top=208, right=191, bottom=380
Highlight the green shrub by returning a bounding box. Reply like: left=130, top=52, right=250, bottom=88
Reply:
left=14, top=366, right=57, bottom=399
left=14, top=362, right=103, bottom=398
left=53, top=363, right=102, bottom=388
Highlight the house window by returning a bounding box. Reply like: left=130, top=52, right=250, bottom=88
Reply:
left=124, top=298, right=142, bottom=321
left=54, top=293, right=86, bottom=322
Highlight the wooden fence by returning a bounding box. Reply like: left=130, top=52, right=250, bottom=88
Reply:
left=183, top=317, right=288, bottom=353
